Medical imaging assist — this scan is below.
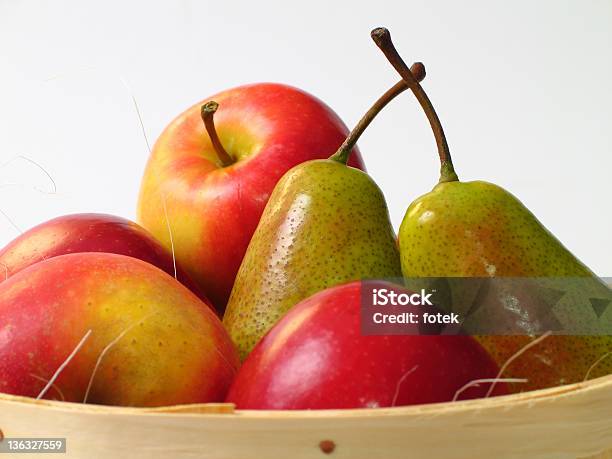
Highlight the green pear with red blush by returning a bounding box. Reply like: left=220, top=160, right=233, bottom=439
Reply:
left=223, top=65, right=426, bottom=360
left=371, top=27, right=611, bottom=392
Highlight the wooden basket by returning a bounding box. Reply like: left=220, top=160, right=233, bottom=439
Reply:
left=1, top=374, right=610, bottom=459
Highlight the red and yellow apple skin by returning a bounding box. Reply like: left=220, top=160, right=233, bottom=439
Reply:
left=226, top=281, right=506, bottom=409
left=137, top=83, right=365, bottom=313
left=0, top=252, right=239, bottom=407
left=0, top=213, right=212, bottom=309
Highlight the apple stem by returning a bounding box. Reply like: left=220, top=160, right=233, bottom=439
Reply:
left=201, top=101, right=234, bottom=167
left=371, top=27, right=459, bottom=183
left=330, top=62, right=426, bottom=165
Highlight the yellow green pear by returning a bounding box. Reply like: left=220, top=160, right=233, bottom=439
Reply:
left=223, top=66, right=426, bottom=359
left=372, top=27, right=611, bottom=391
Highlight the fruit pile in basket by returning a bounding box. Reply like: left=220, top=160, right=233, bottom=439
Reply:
left=0, top=28, right=609, bottom=409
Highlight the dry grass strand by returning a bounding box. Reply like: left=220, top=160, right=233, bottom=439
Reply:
left=391, top=365, right=419, bottom=407
left=453, top=378, right=527, bottom=402
left=486, top=331, right=552, bottom=398
left=37, top=330, right=92, bottom=400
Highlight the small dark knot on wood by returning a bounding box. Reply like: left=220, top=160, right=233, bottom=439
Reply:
left=0, top=428, right=4, bottom=442
left=319, top=439, right=335, bottom=454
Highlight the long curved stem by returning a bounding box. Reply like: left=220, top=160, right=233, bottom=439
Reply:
left=201, top=101, right=234, bottom=167
left=371, top=27, right=458, bottom=183
left=330, top=62, right=426, bottom=165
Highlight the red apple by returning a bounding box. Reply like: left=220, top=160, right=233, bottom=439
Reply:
left=0, top=213, right=211, bottom=308
left=137, top=83, right=365, bottom=312
left=226, top=281, right=506, bottom=409
left=0, top=252, right=238, bottom=406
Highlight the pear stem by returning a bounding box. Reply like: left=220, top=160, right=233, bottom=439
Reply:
left=201, top=101, right=234, bottom=167
left=330, top=62, right=426, bottom=165
left=371, top=27, right=458, bottom=183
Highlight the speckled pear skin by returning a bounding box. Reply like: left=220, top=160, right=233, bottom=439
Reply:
left=399, top=180, right=611, bottom=391
left=400, top=180, right=594, bottom=277
left=224, top=159, right=402, bottom=359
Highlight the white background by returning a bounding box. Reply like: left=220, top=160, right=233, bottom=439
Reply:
left=0, top=0, right=610, bottom=274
